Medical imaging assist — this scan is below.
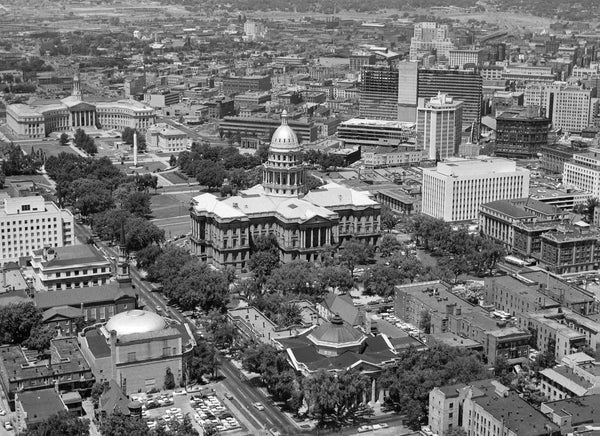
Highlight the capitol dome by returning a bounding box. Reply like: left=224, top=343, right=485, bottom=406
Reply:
left=105, top=310, right=167, bottom=336
left=270, top=110, right=300, bottom=151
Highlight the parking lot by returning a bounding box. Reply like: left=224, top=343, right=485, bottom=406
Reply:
left=131, top=388, right=244, bottom=434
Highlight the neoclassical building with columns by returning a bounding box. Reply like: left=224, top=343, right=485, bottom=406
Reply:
left=6, top=73, right=155, bottom=139
left=190, top=111, right=381, bottom=271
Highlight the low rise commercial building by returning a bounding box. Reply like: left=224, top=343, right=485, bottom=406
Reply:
left=541, top=393, right=600, bottom=434
left=29, top=244, right=112, bottom=291
left=395, top=281, right=530, bottom=365
left=495, top=109, right=549, bottom=159
left=0, top=338, right=94, bottom=410
left=361, top=146, right=421, bottom=168
left=428, top=379, right=560, bottom=436
left=337, top=118, right=415, bottom=148
left=539, top=222, right=600, bottom=274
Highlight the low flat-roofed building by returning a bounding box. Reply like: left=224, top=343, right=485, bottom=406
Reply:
left=395, top=281, right=530, bottom=365
left=527, top=308, right=600, bottom=363
left=375, top=187, right=422, bottom=215
left=362, top=146, right=421, bottom=168
left=541, top=393, right=600, bottom=434
left=337, top=118, right=416, bottom=148
left=529, top=186, right=591, bottom=211
left=30, top=244, right=112, bottom=291
left=15, top=388, right=66, bottom=432
left=484, top=271, right=596, bottom=325
left=539, top=365, right=600, bottom=401
left=0, top=338, right=94, bottom=410
left=539, top=222, right=600, bottom=274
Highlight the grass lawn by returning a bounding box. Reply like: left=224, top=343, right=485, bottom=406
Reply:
left=161, top=171, right=190, bottom=185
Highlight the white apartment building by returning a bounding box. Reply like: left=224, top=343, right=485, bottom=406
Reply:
left=422, top=157, right=530, bottom=222
left=146, top=124, right=190, bottom=153
left=417, top=93, right=463, bottom=160
left=448, top=48, right=485, bottom=68
left=0, top=196, right=74, bottom=264
left=563, top=147, right=600, bottom=197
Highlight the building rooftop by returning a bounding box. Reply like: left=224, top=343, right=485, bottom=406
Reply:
left=481, top=199, right=536, bottom=219
left=32, top=244, right=109, bottom=269
left=469, top=380, right=560, bottom=435
left=17, top=388, right=65, bottom=425
left=34, top=284, right=137, bottom=309
left=339, top=118, right=415, bottom=129
left=543, top=394, right=600, bottom=427
left=104, top=310, right=167, bottom=337
left=541, top=365, right=594, bottom=396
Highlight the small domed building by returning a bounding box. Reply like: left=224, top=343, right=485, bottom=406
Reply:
left=78, top=309, right=195, bottom=395
left=190, top=111, right=382, bottom=270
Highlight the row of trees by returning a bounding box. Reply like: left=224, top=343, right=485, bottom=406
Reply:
left=122, top=127, right=147, bottom=152
left=73, top=128, right=98, bottom=155
left=410, top=214, right=505, bottom=279
left=46, top=152, right=164, bottom=251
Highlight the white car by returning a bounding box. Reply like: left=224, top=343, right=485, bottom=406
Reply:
left=0, top=409, right=5, bottom=416
left=357, top=425, right=373, bottom=433
left=253, top=402, right=265, bottom=411
left=4, top=422, right=13, bottom=431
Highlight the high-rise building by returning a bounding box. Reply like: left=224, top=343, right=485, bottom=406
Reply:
left=495, top=108, right=550, bottom=159
left=397, top=61, right=419, bottom=122
left=417, top=93, right=463, bottom=160
left=448, top=48, right=486, bottom=68
left=422, top=157, right=530, bottom=222
left=418, top=68, right=482, bottom=135
left=359, top=65, right=399, bottom=120
left=548, top=86, right=596, bottom=133
left=0, top=196, right=74, bottom=264
left=409, top=22, right=455, bottom=61
left=563, top=147, right=600, bottom=197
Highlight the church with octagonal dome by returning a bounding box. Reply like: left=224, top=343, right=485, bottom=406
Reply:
left=190, top=111, right=382, bottom=270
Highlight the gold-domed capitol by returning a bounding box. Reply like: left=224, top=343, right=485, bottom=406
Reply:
left=190, top=111, right=382, bottom=270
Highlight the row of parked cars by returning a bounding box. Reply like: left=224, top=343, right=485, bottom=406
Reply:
left=379, top=311, right=421, bottom=337
left=190, top=394, right=241, bottom=433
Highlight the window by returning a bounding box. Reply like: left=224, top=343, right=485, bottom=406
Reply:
left=127, top=352, right=136, bottom=362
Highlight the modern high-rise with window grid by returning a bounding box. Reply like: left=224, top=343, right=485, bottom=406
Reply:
left=422, top=157, right=530, bottom=222
left=0, top=196, right=74, bottom=264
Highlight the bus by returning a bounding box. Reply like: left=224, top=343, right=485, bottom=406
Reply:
left=504, top=255, right=535, bottom=267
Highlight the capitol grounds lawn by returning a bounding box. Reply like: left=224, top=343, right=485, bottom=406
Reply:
left=26, top=141, right=78, bottom=158
left=160, top=170, right=191, bottom=185
left=150, top=192, right=196, bottom=240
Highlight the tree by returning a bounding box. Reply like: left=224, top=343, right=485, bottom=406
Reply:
left=265, top=261, right=319, bottom=296
left=135, top=245, right=163, bottom=270
left=124, top=217, right=164, bottom=252
left=188, top=340, right=220, bottom=383
left=169, top=154, right=177, bottom=167
left=123, top=191, right=152, bottom=217
left=303, top=369, right=372, bottom=428
left=419, top=310, right=431, bottom=334
left=59, top=133, right=69, bottom=146
left=98, top=412, right=149, bottom=436
left=90, top=382, right=105, bottom=408
left=195, top=160, right=226, bottom=190
left=380, top=205, right=398, bottom=232
left=363, top=264, right=402, bottom=297
left=339, top=239, right=374, bottom=272
left=23, top=411, right=90, bottom=436
left=24, top=324, right=55, bottom=353
left=163, top=260, right=229, bottom=313
left=379, top=233, right=403, bottom=257
left=380, top=345, right=487, bottom=430
left=317, top=266, right=354, bottom=293
left=164, top=367, right=176, bottom=390
left=0, top=302, right=43, bottom=344
left=147, top=245, right=192, bottom=282
left=585, top=197, right=599, bottom=223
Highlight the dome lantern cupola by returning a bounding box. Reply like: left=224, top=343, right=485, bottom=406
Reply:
left=262, top=110, right=306, bottom=197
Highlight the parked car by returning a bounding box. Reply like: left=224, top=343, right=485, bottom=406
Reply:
left=253, top=402, right=265, bottom=411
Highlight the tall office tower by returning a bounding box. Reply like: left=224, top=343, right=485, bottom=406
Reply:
left=418, top=68, right=482, bottom=136
left=422, top=157, right=530, bottom=222
left=547, top=86, right=595, bottom=133
left=417, top=93, right=463, bottom=160
left=359, top=65, right=399, bottom=120
left=495, top=108, right=549, bottom=159
left=397, top=61, right=419, bottom=123
left=410, top=22, right=455, bottom=61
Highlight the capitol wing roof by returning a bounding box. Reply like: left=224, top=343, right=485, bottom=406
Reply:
left=192, top=193, right=247, bottom=219
left=221, top=194, right=277, bottom=215
left=304, top=183, right=378, bottom=208
left=275, top=198, right=337, bottom=221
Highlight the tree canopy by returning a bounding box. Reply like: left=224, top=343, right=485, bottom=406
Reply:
left=23, top=411, right=90, bottom=436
